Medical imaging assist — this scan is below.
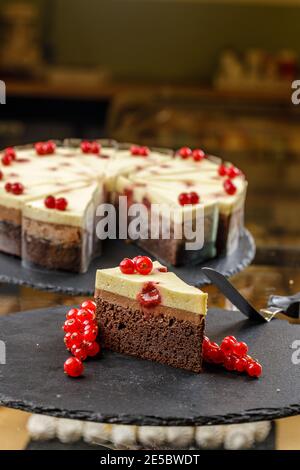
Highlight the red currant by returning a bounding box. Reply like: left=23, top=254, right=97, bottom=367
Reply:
left=5, top=147, right=16, bottom=160
left=227, top=166, right=240, bottom=179
left=2, top=154, right=13, bottom=166
left=130, top=145, right=141, bottom=156
left=218, top=164, right=228, bottom=177
left=235, top=357, right=248, bottom=373
left=64, top=357, right=84, bottom=377
left=11, top=182, right=24, bottom=195
left=178, top=147, right=192, bottom=159
left=137, top=282, right=161, bottom=308
left=4, top=182, right=12, bottom=192
left=157, top=266, right=168, bottom=272
left=35, top=142, right=48, bottom=156
left=63, top=318, right=80, bottom=334
left=135, top=256, right=153, bottom=275
left=224, top=355, right=237, bottom=371
left=81, top=300, right=96, bottom=312
left=71, top=345, right=87, bottom=361
left=119, top=258, right=135, bottom=274
left=233, top=341, right=248, bottom=357
left=220, top=336, right=237, bottom=354
left=83, top=325, right=98, bottom=342
left=44, top=195, right=56, bottom=209
left=192, top=149, right=205, bottom=162
left=55, top=197, right=68, bottom=211
left=247, top=361, right=262, bottom=378
left=224, top=179, right=237, bottom=195
left=76, top=308, right=95, bottom=323
left=66, top=308, right=78, bottom=321
left=189, top=191, right=200, bottom=204
left=70, top=331, right=84, bottom=347
left=81, top=141, right=92, bottom=153
left=178, top=192, right=190, bottom=206
left=208, top=346, right=225, bottom=364
left=139, top=146, right=150, bottom=157
left=85, top=341, right=101, bottom=357
left=64, top=332, right=73, bottom=350
left=47, top=141, right=56, bottom=154
left=91, top=142, right=101, bottom=155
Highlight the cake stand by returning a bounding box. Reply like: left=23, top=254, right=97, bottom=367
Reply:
left=0, top=229, right=255, bottom=296
left=0, top=305, right=298, bottom=426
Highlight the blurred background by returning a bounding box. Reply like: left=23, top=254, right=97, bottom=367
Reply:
left=0, top=0, right=300, bottom=450
left=1, top=0, right=300, bottom=260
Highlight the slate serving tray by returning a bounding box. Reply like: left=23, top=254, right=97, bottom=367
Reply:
left=0, top=229, right=255, bottom=296
left=0, top=305, right=299, bottom=426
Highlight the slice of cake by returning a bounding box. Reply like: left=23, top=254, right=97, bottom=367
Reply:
left=95, top=258, right=207, bottom=373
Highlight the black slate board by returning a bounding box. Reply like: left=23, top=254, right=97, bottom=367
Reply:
left=0, top=306, right=299, bottom=426
left=0, top=230, right=255, bottom=296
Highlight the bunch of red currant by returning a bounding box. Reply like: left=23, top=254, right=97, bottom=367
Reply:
left=203, top=335, right=262, bottom=378
left=63, top=300, right=100, bottom=378
left=119, top=256, right=153, bottom=275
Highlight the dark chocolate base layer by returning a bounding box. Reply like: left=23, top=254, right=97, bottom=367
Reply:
left=96, top=291, right=205, bottom=373
left=22, top=233, right=83, bottom=273
left=0, top=220, right=21, bottom=257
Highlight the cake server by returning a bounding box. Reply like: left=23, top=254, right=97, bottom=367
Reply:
left=201, top=267, right=300, bottom=323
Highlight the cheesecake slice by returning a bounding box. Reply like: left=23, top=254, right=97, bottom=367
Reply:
left=95, top=260, right=207, bottom=373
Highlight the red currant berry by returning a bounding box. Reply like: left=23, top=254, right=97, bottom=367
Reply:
left=63, top=318, right=80, bottom=334
left=130, top=145, right=141, bottom=156
left=235, top=357, right=248, bottom=373
left=157, top=266, right=168, bottom=272
left=208, top=345, right=224, bottom=364
left=5, top=147, right=16, bottom=160
left=192, top=149, right=205, bottom=162
left=224, top=179, right=237, bottom=195
left=44, top=195, right=56, bottom=209
left=11, top=182, right=24, bottom=195
left=55, top=197, right=68, bottom=211
left=71, top=345, right=87, bottom=361
left=76, top=308, right=95, bottom=323
left=35, top=142, right=48, bottom=156
left=70, top=331, right=84, bottom=347
left=135, top=256, right=153, bottom=275
left=83, top=325, right=98, bottom=342
left=81, top=141, right=91, bottom=153
left=66, top=308, right=78, bottom=321
left=178, top=147, right=192, bottom=159
left=85, top=341, right=101, bottom=357
left=91, top=142, right=101, bottom=155
left=247, top=361, right=262, bottom=378
left=2, top=154, right=12, bottom=166
left=189, top=191, right=200, bottom=204
left=178, top=192, right=190, bottom=206
left=227, top=166, right=240, bottom=179
left=139, top=146, right=150, bottom=157
left=4, top=182, right=12, bottom=192
left=233, top=341, right=248, bottom=357
left=218, top=164, right=228, bottom=177
left=81, top=300, right=96, bottom=312
left=119, top=258, right=135, bottom=274
left=64, top=357, right=83, bottom=377
left=220, top=336, right=237, bottom=354
left=46, top=141, right=56, bottom=154
left=64, top=332, right=73, bottom=350
left=224, top=355, right=237, bottom=371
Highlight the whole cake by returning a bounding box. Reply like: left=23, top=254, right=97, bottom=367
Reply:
left=0, top=140, right=247, bottom=272
left=95, top=257, right=207, bottom=373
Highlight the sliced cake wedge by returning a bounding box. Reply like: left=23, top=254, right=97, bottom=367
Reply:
left=95, top=260, right=207, bottom=373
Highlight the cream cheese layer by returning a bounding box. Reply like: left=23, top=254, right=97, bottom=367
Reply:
left=95, top=261, right=207, bottom=315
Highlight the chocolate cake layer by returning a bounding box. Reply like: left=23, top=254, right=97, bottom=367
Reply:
left=0, top=220, right=21, bottom=256
left=95, top=290, right=205, bottom=373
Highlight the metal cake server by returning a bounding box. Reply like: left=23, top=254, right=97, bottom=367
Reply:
left=201, top=267, right=300, bottom=323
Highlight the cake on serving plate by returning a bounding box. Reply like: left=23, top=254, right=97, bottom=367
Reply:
left=0, top=140, right=247, bottom=272
left=95, top=257, right=207, bottom=373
